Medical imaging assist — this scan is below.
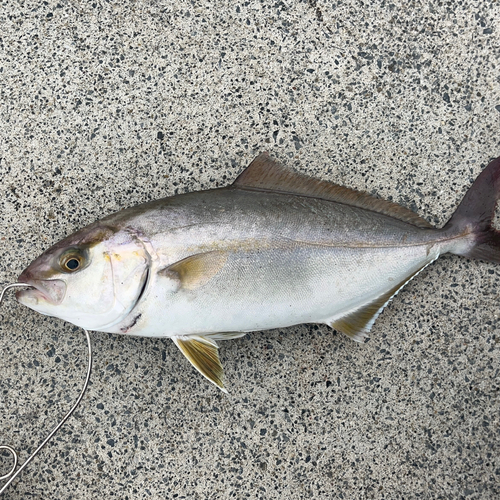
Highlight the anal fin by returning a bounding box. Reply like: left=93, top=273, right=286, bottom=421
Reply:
left=173, top=336, right=227, bottom=392
left=331, top=259, right=437, bottom=342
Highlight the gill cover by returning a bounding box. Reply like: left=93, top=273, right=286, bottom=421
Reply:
left=17, top=227, right=150, bottom=331
left=84, top=232, right=151, bottom=331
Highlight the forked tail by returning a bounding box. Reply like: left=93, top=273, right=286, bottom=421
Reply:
left=444, top=156, right=500, bottom=263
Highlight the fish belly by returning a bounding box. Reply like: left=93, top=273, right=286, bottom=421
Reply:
left=125, top=243, right=439, bottom=337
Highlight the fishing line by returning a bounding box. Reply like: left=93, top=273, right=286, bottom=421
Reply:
left=0, top=283, right=92, bottom=496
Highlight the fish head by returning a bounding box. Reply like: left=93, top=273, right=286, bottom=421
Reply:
left=16, top=224, right=150, bottom=331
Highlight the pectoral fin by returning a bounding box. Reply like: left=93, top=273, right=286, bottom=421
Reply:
left=331, top=259, right=436, bottom=342
left=159, top=251, right=228, bottom=291
left=173, top=336, right=227, bottom=392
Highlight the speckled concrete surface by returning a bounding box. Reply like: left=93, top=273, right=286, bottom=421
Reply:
left=0, top=0, right=499, bottom=498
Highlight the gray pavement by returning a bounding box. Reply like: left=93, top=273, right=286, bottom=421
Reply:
left=0, top=0, right=499, bottom=498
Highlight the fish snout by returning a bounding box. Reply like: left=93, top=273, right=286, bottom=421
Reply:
left=16, top=278, right=67, bottom=306
left=17, top=267, right=35, bottom=283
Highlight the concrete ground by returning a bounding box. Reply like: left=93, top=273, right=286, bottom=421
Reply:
left=0, top=0, right=499, bottom=498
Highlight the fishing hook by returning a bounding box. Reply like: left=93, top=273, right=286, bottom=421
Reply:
left=0, top=283, right=92, bottom=496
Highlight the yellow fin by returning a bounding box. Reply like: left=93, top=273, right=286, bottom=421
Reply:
left=331, top=260, right=436, bottom=342
left=160, top=251, right=228, bottom=290
left=233, top=153, right=433, bottom=229
left=173, top=336, right=227, bottom=392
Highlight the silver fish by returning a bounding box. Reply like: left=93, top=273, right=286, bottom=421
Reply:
left=16, top=154, right=500, bottom=391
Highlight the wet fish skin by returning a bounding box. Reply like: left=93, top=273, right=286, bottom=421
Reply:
left=15, top=154, right=500, bottom=390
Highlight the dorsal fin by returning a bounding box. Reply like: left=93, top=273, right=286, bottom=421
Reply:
left=232, top=153, right=433, bottom=229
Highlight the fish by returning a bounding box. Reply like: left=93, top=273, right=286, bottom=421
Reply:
left=15, top=153, right=500, bottom=391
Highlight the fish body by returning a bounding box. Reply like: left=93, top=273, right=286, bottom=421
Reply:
left=97, top=189, right=448, bottom=337
left=16, top=154, right=500, bottom=390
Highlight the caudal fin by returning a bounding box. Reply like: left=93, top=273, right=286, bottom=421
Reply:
left=444, top=157, right=500, bottom=264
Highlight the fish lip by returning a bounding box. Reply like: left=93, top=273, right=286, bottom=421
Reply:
left=15, top=278, right=67, bottom=305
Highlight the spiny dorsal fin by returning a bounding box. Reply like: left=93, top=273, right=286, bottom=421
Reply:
left=173, top=336, right=227, bottom=392
left=159, top=251, right=228, bottom=291
left=233, top=153, right=433, bottom=229
left=331, top=259, right=437, bottom=342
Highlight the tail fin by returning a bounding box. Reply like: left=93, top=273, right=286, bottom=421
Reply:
left=444, top=157, right=500, bottom=264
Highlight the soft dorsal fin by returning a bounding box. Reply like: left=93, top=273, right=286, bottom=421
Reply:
left=173, top=335, right=227, bottom=392
left=233, top=153, right=433, bottom=229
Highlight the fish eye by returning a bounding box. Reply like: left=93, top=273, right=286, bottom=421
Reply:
left=66, top=258, right=80, bottom=270
left=60, top=252, right=84, bottom=273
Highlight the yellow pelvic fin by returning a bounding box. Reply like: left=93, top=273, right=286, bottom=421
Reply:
left=160, top=251, right=228, bottom=291
left=331, top=261, right=435, bottom=342
left=173, top=336, right=227, bottom=392
left=233, top=153, right=433, bottom=229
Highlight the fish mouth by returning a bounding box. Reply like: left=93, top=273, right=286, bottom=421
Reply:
left=15, top=279, right=67, bottom=306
